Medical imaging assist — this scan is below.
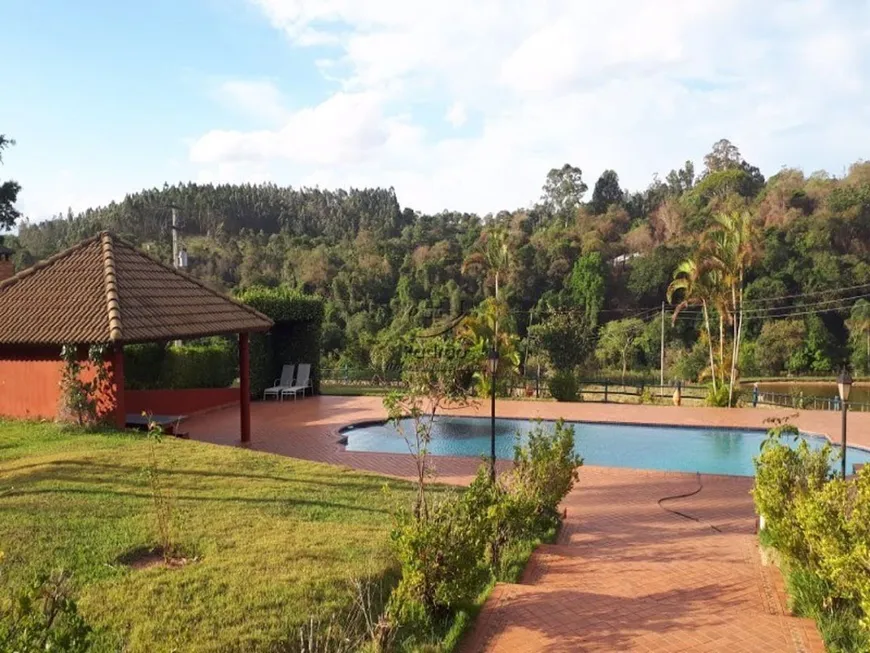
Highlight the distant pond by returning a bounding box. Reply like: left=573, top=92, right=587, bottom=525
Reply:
left=747, top=381, right=870, bottom=406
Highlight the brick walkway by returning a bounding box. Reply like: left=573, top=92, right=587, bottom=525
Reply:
left=184, top=397, right=853, bottom=652
left=460, top=467, right=824, bottom=652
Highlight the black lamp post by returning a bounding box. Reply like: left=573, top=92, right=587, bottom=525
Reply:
left=837, top=367, right=852, bottom=479
left=487, top=348, right=499, bottom=481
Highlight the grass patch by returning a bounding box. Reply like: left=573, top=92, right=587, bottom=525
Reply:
left=0, top=420, right=421, bottom=652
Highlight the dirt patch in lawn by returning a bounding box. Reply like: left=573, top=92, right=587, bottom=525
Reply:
left=119, top=546, right=195, bottom=570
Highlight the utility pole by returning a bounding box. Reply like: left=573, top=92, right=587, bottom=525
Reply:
left=171, top=207, right=179, bottom=269
left=171, top=207, right=182, bottom=347
left=660, top=301, right=665, bottom=396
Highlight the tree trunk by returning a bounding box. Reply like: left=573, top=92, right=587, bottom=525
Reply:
left=728, top=282, right=739, bottom=407
left=718, top=312, right=725, bottom=387
left=703, top=301, right=717, bottom=392
left=622, top=347, right=628, bottom=382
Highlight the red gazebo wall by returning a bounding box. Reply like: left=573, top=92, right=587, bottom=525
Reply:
left=0, top=346, right=237, bottom=423
left=0, top=346, right=65, bottom=419
left=0, top=345, right=118, bottom=421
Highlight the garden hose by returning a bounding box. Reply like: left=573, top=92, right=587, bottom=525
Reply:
left=657, top=472, right=723, bottom=533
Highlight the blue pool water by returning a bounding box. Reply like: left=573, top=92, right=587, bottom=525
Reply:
left=341, top=417, right=870, bottom=477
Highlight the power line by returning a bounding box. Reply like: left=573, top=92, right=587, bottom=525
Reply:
left=743, top=280, right=870, bottom=305
left=670, top=297, right=870, bottom=322
left=405, top=281, right=870, bottom=324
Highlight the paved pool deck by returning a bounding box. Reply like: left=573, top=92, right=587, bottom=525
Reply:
left=184, top=397, right=859, bottom=652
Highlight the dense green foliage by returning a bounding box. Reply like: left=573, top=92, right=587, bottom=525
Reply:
left=235, top=286, right=324, bottom=396
left=124, top=340, right=237, bottom=390
left=9, top=139, right=870, bottom=382
left=753, top=423, right=870, bottom=651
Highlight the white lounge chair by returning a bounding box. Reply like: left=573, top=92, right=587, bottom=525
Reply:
left=263, top=364, right=295, bottom=401
left=281, top=363, right=311, bottom=400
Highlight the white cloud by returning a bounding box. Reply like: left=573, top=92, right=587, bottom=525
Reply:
left=188, top=0, right=870, bottom=214
left=215, top=79, right=290, bottom=124
left=191, top=91, right=411, bottom=166
left=445, top=102, right=466, bottom=128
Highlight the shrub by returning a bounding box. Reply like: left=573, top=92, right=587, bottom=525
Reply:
left=59, top=344, right=111, bottom=427
left=512, top=420, right=583, bottom=530
left=461, top=466, right=537, bottom=578
left=388, top=493, right=489, bottom=626
left=704, top=384, right=731, bottom=407
left=754, top=423, right=870, bottom=649
left=752, top=423, right=834, bottom=563
left=548, top=371, right=579, bottom=402
left=0, top=566, right=93, bottom=653
left=795, top=468, right=870, bottom=626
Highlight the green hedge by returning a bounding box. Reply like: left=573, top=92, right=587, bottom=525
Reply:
left=162, top=343, right=237, bottom=389
left=124, top=343, right=167, bottom=389
left=125, top=340, right=237, bottom=390
left=235, top=287, right=324, bottom=399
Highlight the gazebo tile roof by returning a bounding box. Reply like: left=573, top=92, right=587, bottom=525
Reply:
left=0, top=232, right=272, bottom=345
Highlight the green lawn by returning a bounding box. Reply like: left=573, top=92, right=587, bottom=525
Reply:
left=0, top=421, right=418, bottom=652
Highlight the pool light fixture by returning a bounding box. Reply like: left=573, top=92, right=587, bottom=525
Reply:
left=838, top=367, right=852, bottom=402
left=838, top=367, right=852, bottom=480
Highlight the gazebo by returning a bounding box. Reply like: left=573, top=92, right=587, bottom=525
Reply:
left=0, top=232, right=273, bottom=442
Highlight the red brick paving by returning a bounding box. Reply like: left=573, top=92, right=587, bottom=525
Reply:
left=185, top=397, right=848, bottom=652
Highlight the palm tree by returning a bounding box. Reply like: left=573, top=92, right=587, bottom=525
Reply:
left=667, top=257, right=720, bottom=391
left=462, top=226, right=515, bottom=380
left=462, top=226, right=512, bottom=301
left=706, top=211, right=754, bottom=405
left=458, top=297, right=520, bottom=395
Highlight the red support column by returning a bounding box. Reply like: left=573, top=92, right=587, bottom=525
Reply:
left=113, top=345, right=126, bottom=430
left=239, top=333, right=251, bottom=444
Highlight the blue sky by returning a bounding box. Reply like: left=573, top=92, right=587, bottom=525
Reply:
left=3, top=0, right=870, bottom=221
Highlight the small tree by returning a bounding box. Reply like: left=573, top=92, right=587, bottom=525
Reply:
left=384, top=336, right=476, bottom=519
left=59, top=345, right=111, bottom=427
left=143, top=415, right=178, bottom=561
left=594, top=318, right=645, bottom=380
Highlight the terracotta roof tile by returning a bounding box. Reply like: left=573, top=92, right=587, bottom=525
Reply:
left=0, top=232, right=273, bottom=345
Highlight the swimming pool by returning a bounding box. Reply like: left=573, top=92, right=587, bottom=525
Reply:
left=341, top=416, right=870, bottom=477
